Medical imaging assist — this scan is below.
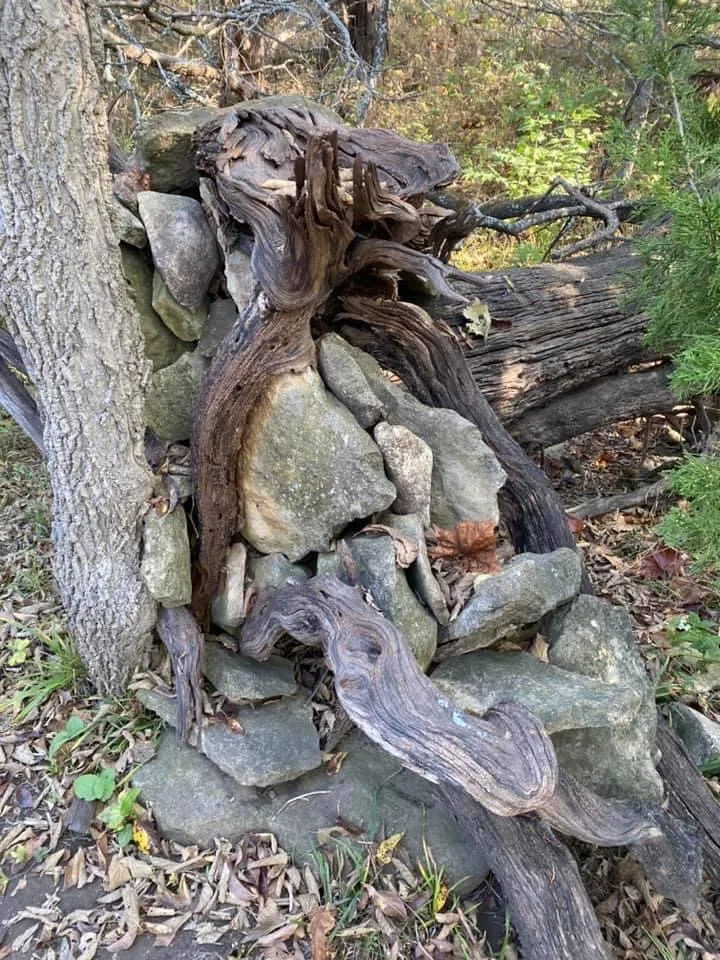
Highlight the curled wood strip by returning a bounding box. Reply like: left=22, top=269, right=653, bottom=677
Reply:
left=156, top=605, right=204, bottom=743
left=240, top=576, right=558, bottom=816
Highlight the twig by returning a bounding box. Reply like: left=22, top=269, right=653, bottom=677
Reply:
left=567, top=477, right=671, bottom=520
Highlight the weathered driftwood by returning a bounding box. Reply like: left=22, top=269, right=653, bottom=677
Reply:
left=191, top=105, right=581, bottom=613
left=239, top=577, right=702, bottom=948
left=657, top=719, right=720, bottom=886
left=156, top=605, right=204, bottom=743
left=442, top=785, right=611, bottom=960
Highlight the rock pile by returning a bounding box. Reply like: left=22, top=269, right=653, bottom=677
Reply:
left=125, top=102, right=666, bottom=879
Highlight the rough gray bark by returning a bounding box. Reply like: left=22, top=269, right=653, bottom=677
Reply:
left=0, top=0, right=156, bottom=695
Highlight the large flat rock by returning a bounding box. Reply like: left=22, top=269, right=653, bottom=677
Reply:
left=133, top=728, right=489, bottom=889
left=437, top=549, right=582, bottom=659
left=138, top=192, right=219, bottom=310
left=316, top=335, right=505, bottom=529
left=431, top=650, right=643, bottom=733
left=202, top=641, right=297, bottom=702
left=139, top=689, right=320, bottom=788
left=545, top=595, right=664, bottom=803
left=240, top=368, right=396, bottom=560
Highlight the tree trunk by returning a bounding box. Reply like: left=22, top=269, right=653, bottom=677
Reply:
left=439, top=251, right=669, bottom=435
left=0, top=0, right=156, bottom=695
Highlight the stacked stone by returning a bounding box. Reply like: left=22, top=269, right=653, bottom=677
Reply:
left=124, top=103, right=665, bottom=878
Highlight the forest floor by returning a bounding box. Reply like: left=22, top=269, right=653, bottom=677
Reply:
left=1, top=411, right=719, bottom=960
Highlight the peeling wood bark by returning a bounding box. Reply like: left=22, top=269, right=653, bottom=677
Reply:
left=156, top=606, right=204, bottom=744
left=0, top=0, right=156, bottom=694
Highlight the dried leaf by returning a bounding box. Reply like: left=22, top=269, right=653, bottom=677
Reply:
left=639, top=545, right=685, bottom=580
left=309, top=905, right=336, bottom=960
left=427, top=521, right=500, bottom=574
left=376, top=833, right=404, bottom=864
left=359, top=525, right=418, bottom=568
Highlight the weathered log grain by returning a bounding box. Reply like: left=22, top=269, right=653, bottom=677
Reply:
left=239, top=577, right=703, bottom=953
left=442, top=785, right=611, bottom=960
left=435, top=250, right=656, bottom=423
left=657, top=719, right=720, bottom=887
left=156, top=605, right=204, bottom=743
left=508, top=365, right=676, bottom=449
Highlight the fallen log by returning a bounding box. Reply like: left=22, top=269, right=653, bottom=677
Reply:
left=443, top=249, right=653, bottom=423
left=508, top=365, right=677, bottom=449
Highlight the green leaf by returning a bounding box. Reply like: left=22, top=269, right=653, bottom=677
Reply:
left=116, top=824, right=133, bottom=848
left=74, top=769, right=115, bottom=802
left=98, top=801, right=124, bottom=831
left=49, top=716, right=87, bottom=759
left=118, top=788, right=140, bottom=819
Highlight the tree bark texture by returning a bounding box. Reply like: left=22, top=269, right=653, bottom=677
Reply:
left=0, top=0, right=156, bottom=695
left=439, top=251, right=661, bottom=425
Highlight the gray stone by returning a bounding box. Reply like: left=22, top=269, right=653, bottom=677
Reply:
left=140, top=507, right=192, bottom=607
left=431, top=651, right=643, bottom=734
left=545, top=595, right=663, bottom=803
left=211, top=542, right=247, bottom=632
left=136, top=98, right=340, bottom=193
left=438, top=549, right=582, bottom=659
left=317, top=333, right=386, bottom=428
left=139, top=689, right=320, bottom=788
left=240, top=368, right=396, bottom=560
left=152, top=272, right=208, bottom=342
left=120, top=247, right=187, bottom=370
left=668, top=703, right=720, bottom=767
left=138, top=192, right=219, bottom=310
left=374, top=422, right=433, bottom=526
left=247, top=553, right=311, bottom=593
left=348, top=533, right=437, bottom=669
left=223, top=245, right=254, bottom=316
left=319, top=337, right=506, bottom=528
left=378, top=512, right=449, bottom=625
left=112, top=199, right=147, bottom=248
left=198, top=299, right=238, bottom=358
left=203, top=641, right=297, bottom=702
left=133, top=728, right=489, bottom=889
left=145, top=350, right=208, bottom=442
left=136, top=106, right=222, bottom=192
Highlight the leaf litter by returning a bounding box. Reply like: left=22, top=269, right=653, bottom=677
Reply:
left=2, top=415, right=720, bottom=957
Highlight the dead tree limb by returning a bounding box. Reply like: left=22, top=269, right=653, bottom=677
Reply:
left=0, top=356, right=44, bottom=453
